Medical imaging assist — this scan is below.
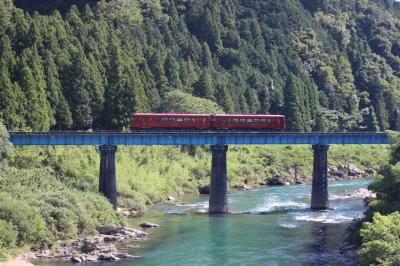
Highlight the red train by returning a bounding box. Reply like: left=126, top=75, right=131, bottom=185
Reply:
left=130, top=113, right=285, bottom=130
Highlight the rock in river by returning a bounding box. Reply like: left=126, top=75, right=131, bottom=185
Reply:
left=331, top=188, right=377, bottom=200
left=267, top=175, right=291, bottom=186
left=140, top=222, right=160, bottom=228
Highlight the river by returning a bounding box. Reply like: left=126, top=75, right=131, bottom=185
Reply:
left=41, top=178, right=370, bottom=266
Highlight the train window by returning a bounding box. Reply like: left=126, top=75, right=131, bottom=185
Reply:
left=177, top=118, right=183, bottom=122
left=240, top=119, right=246, bottom=123
left=261, top=118, right=266, bottom=122
left=169, top=118, right=176, bottom=121
left=203, top=118, right=207, bottom=122
left=233, top=119, right=239, bottom=123
left=156, top=118, right=161, bottom=122
left=277, top=120, right=280, bottom=124
left=247, top=119, right=253, bottom=123
left=267, top=119, right=271, bottom=123
left=254, top=119, right=260, bottom=123
left=161, top=117, right=168, bottom=122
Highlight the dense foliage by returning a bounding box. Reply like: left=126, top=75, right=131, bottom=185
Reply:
left=0, top=124, right=123, bottom=260
left=1, top=0, right=400, bottom=131
left=358, top=133, right=400, bottom=265
left=360, top=212, right=400, bottom=265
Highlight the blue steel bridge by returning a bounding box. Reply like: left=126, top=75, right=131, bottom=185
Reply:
left=10, top=131, right=390, bottom=145
left=9, top=131, right=391, bottom=212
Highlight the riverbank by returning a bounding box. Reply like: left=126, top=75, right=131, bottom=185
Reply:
left=0, top=256, right=34, bottom=266
left=23, top=227, right=146, bottom=264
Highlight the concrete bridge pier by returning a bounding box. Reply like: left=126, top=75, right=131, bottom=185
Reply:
left=311, top=144, right=330, bottom=210
left=99, top=145, right=118, bottom=210
left=209, top=145, right=228, bottom=213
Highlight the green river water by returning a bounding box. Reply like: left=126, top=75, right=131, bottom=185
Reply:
left=42, top=179, right=370, bottom=266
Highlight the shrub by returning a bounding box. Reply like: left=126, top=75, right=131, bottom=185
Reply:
left=0, top=219, right=17, bottom=260
left=360, top=212, right=400, bottom=266
left=0, top=193, right=50, bottom=248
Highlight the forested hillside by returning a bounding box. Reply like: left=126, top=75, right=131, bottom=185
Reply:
left=1, top=0, right=400, bottom=131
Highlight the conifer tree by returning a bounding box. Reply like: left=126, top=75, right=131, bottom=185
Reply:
left=365, top=107, right=380, bottom=132
left=0, top=65, right=25, bottom=129
left=0, top=0, right=12, bottom=35
left=0, top=35, right=16, bottom=78
left=63, top=47, right=93, bottom=129
left=314, top=112, right=326, bottom=132
left=284, top=73, right=305, bottom=131
left=215, top=80, right=234, bottom=113
left=194, top=68, right=214, bottom=100
left=103, top=44, right=149, bottom=129
left=201, top=42, right=213, bottom=68
left=245, top=87, right=260, bottom=113
left=165, top=52, right=182, bottom=90
left=43, top=52, right=72, bottom=129
left=17, top=48, right=51, bottom=130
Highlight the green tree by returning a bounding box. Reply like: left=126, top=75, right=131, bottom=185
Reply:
left=0, top=66, right=25, bottom=129
left=43, top=52, right=72, bottom=129
left=63, top=48, right=93, bottom=129
left=284, top=74, right=305, bottom=131
left=360, top=212, right=400, bottom=266
left=17, top=48, right=51, bottom=131
left=0, top=122, right=12, bottom=167
left=194, top=68, right=215, bottom=100
left=215, top=80, right=234, bottom=113
left=162, top=90, right=222, bottom=114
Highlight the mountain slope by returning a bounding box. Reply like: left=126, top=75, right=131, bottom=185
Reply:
left=0, top=0, right=399, bottom=131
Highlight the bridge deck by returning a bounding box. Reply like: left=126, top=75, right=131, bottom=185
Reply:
left=9, top=131, right=391, bottom=145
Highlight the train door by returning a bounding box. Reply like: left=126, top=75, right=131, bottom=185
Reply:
left=210, top=115, right=216, bottom=129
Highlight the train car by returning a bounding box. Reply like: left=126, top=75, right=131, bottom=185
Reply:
left=212, top=114, right=285, bottom=130
left=130, top=113, right=211, bottom=129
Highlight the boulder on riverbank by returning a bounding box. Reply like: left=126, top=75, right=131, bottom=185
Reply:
left=267, top=175, right=291, bottom=186
left=265, top=164, right=375, bottom=186
left=266, top=170, right=307, bottom=186
left=328, top=164, right=372, bottom=180
left=26, top=226, right=147, bottom=263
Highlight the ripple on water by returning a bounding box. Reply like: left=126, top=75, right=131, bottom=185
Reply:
left=291, top=210, right=360, bottom=224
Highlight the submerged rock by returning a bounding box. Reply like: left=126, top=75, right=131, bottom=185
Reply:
left=198, top=185, right=209, bottom=194
left=140, top=222, right=160, bottom=228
